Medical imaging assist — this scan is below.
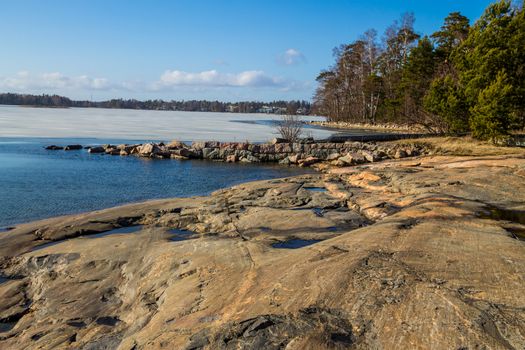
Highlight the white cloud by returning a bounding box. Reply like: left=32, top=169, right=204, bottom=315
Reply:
left=154, top=69, right=284, bottom=89
left=0, top=71, right=113, bottom=91
left=0, top=69, right=311, bottom=97
left=277, top=49, right=306, bottom=66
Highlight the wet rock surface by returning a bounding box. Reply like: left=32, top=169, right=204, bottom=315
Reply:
left=1, top=152, right=525, bottom=349
left=185, top=307, right=358, bottom=350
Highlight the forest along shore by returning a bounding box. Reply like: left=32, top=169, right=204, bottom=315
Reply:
left=1, top=137, right=525, bottom=349
left=44, top=138, right=431, bottom=167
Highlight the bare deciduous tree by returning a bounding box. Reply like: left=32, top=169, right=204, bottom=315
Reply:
left=276, top=115, right=303, bottom=142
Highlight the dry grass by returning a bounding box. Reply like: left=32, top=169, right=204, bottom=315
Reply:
left=393, top=136, right=525, bottom=157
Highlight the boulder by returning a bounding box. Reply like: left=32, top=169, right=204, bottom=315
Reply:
left=64, top=144, right=83, bottom=150
left=395, top=149, right=408, bottom=159
left=105, top=148, right=120, bottom=156
left=292, top=143, right=304, bottom=153
left=192, top=141, right=206, bottom=150
left=337, top=153, right=366, bottom=166
left=258, top=144, right=273, bottom=154
left=298, top=156, right=321, bottom=167
left=274, top=143, right=292, bottom=153
left=45, top=145, right=63, bottom=150
left=138, top=143, right=162, bottom=157
left=279, top=157, right=291, bottom=165
left=226, top=154, right=238, bottom=163
left=170, top=154, right=189, bottom=160
left=129, top=145, right=141, bottom=154
left=117, top=144, right=137, bottom=153
left=375, top=150, right=387, bottom=159
left=204, top=141, right=220, bottom=148
left=202, top=148, right=220, bottom=159
left=167, top=140, right=187, bottom=149
left=361, top=150, right=378, bottom=162
left=288, top=154, right=300, bottom=164
left=235, top=143, right=249, bottom=151
left=179, top=148, right=198, bottom=158
left=326, top=152, right=341, bottom=161
left=240, top=155, right=261, bottom=163
left=406, top=147, right=420, bottom=157
left=88, top=146, right=105, bottom=154
left=271, top=137, right=287, bottom=144
left=337, top=154, right=352, bottom=166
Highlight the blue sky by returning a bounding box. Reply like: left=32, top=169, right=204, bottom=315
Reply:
left=0, top=0, right=495, bottom=102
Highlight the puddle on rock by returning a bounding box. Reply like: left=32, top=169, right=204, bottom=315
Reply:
left=480, top=207, right=525, bottom=225
left=0, top=227, right=14, bottom=233
left=0, top=322, right=16, bottom=333
left=272, top=239, right=323, bottom=249
left=168, top=228, right=196, bottom=242
left=506, top=226, right=525, bottom=241
left=84, top=225, right=143, bottom=239
left=96, top=316, right=120, bottom=327
left=478, top=206, right=525, bottom=241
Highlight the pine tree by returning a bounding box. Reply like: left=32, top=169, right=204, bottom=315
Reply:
left=431, top=12, right=470, bottom=61
left=424, top=76, right=469, bottom=133
left=470, top=72, right=516, bottom=141
left=400, top=37, right=436, bottom=118
left=454, top=0, right=524, bottom=140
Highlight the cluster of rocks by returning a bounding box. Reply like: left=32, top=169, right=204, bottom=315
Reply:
left=45, top=139, right=430, bottom=167
left=45, top=144, right=83, bottom=151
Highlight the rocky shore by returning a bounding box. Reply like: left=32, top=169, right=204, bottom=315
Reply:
left=307, top=121, right=426, bottom=133
left=46, top=139, right=430, bottom=167
left=2, top=139, right=525, bottom=349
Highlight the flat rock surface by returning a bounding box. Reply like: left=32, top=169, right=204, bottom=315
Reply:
left=1, top=153, right=525, bottom=349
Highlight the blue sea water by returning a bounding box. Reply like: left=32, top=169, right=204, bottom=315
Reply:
left=0, top=137, right=312, bottom=228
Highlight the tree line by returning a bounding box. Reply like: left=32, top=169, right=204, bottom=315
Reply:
left=313, top=0, right=524, bottom=142
left=0, top=93, right=311, bottom=115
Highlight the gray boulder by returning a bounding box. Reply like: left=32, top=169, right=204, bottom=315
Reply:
left=88, top=146, right=105, bottom=154
left=64, top=144, right=83, bottom=150
left=45, top=145, right=63, bottom=150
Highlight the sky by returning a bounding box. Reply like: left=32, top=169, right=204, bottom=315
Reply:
left=0, top=0, right=496, bottom=102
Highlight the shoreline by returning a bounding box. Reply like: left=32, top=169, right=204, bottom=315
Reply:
left=1, top=137, right=525, bottom=348
left=307, top=120, right=426, bottom=133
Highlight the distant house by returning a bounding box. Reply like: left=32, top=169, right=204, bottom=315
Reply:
left=256, top=106, right=274, bottom=114
left=256, top=106, right=287, bottom=114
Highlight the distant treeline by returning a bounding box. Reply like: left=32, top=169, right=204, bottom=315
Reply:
left=0, top=93, right=311, bottom=115
left=313, top=0, right=524, bottom=142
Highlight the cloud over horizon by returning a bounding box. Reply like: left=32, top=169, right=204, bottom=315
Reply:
left=155, top=69, right=284, bottom=89
left=0, top=69, right=311, bottom=100
left=0, top=71, right=114, bottom=91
